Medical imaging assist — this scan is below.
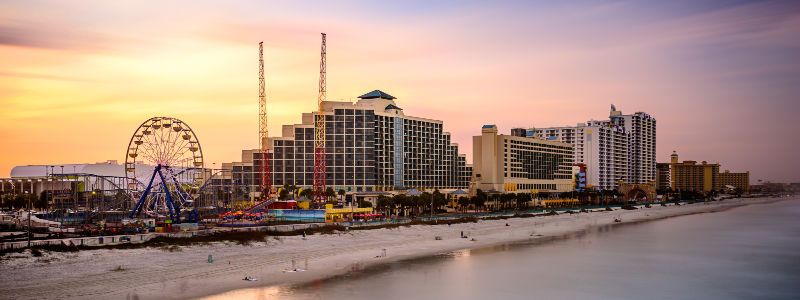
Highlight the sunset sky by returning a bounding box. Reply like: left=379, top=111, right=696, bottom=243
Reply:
left=1, top=0, right=799, bottom=183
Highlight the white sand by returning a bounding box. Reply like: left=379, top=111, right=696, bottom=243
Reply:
left=0, top=197, right=793, bottom=299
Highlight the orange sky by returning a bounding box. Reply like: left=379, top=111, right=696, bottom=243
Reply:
left=1, top=1, right=799, bottom=182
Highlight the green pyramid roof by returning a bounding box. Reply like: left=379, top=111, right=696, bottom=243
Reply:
left=358, top=90, right=396, bottom=100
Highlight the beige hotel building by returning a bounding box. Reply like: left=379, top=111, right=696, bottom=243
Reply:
left=472, top=125, right=574, bottom=193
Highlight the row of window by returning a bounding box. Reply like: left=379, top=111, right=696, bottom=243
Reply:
left=516, top=183, right=558, bottom=190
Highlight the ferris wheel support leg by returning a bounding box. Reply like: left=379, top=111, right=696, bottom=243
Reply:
left=130, top=165, right=161, bottom=218
left=167, top=169, right=190, bottom=210
left=157, top=168, right=179, bottom=224
left=151, top=195, right=158, bottom=211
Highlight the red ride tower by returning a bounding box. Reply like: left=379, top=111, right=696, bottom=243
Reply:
left=313, top=33, right=327, bottom=203
left=258, top=42, right=272, bottom=202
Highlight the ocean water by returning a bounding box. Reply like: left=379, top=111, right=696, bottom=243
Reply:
left=212, top=199, right=800, bottom=299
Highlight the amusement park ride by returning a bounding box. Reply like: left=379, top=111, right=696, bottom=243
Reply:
left=313, top=33, right=327, bottom=203
left=243, top=41, right=273, bottom=213
left=245, top=33, right=328, bottom=212
left=121, top=35, right=329, bottom=223
left=125, top=117, right=203, bottom=223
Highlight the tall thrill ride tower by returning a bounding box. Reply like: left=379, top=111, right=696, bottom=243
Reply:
left=257, top=42, right=272, bottom=203
left=313, top=33, right=327, bottom=202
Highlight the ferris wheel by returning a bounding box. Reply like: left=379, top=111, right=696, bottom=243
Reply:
left=125, top=117, right=204, bottom=223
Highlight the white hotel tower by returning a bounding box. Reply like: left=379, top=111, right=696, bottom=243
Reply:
left=535, top=105, right=656, bottom=190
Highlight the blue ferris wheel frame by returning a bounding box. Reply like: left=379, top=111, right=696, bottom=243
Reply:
left=129, top=164, right=184, bottom=223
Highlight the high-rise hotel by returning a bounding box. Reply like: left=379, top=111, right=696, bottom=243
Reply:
left=535, top=105, right=656, bottom=190
left=609, top=106, right=657, bottom=185
left=535, top=120, right=629, bottom=190
left=216, top=90, right=472, bottom=198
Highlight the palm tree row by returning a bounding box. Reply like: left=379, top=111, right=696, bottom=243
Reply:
left=277, top=185, right=340, bottom=203
left=0, top=192, right=48, bottom=211
left=376, top=190, right=448, bottom=217
left=372, top=188, right=658, bottom=217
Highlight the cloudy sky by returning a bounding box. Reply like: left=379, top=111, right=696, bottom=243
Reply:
left=1, top=0, right=799, bottom=182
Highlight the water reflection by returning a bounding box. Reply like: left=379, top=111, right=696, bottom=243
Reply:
left=202, top=286, right=287, bottom=300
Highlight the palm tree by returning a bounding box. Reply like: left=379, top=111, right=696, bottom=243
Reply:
left=376, top=195, right=393, bottom=216
left=0, top=194, right=7, bottom=210
left=496, top=194, right=504, bottom=210
left=516, top=193, right=531, bottom=210
left=503, top=193, right=516, bottom=210
left=457, top=196, right=470, bottom=213
left=432, top=191, right=447, bottom=214
left=420, top=192, right=432, bottom=216
left=490, top=194, right=502, bottom=211
left=358, top=198, right=373, bottom=208
left=471, top=195, right=485, bottom=212
left=408, top=195, right=419, bottom=216
left=325, top=188, right=336, bottom=202
left=299, top=188, right=313, bottom=200
left=476, top=189, right=488, bottom=212
left=393, top=194, right=409, bottom=216
left=665, top=187, right=674, bottom=202
left=37, top=191, right=50, bottom=211
left=281, top=184, right=298, bottom=200
left=281, top=184, right=291, bottom=200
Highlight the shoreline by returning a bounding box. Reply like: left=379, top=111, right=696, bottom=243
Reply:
left=0, top=196, right=794, bottom=299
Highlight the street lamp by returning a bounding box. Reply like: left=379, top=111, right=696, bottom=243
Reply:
left=25, top=190, right=31, bottom=247
left=49, top=166, right=54, bottom=211
left=351, top=194, right=354, bottom=223
left=430, top=193, right=434, bottom=218
left=59, top=166, right=64, bottom=209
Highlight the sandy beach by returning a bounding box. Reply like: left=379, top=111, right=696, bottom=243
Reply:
left=0, top=196, right=794, bottom=299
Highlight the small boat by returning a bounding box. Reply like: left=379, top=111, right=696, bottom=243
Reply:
left=614, top=217, right=622, bottom=223
left=243, top=277, right=258, bottom=281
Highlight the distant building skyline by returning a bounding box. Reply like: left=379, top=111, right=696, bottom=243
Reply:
left=1, top=1, right=799, bottom=183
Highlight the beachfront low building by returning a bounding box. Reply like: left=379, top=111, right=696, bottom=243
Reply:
left=668, top=151, right=720, bottom=193
left=657, top=151, right=750, bottom=194
left=472, top=125, right=574, bottom=194
left=719, top=170, right=750, bottom=192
